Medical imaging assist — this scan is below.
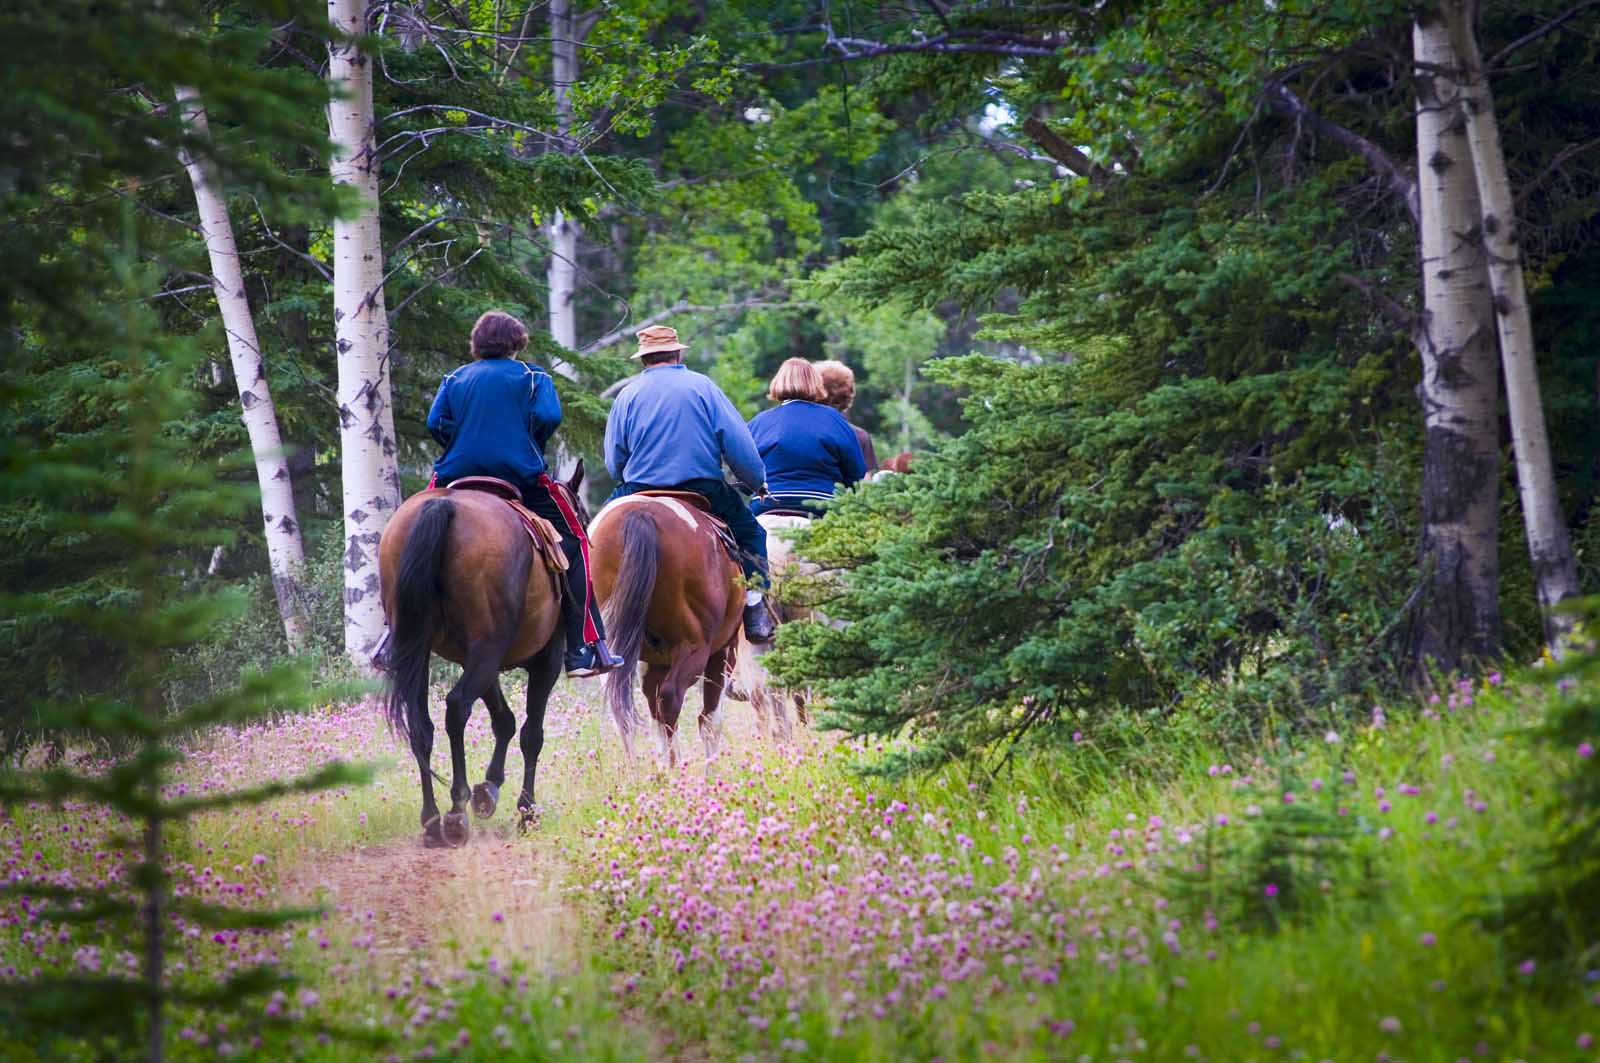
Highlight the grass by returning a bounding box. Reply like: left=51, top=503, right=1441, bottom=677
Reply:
left=4, top=669, right=1598, bottom=1061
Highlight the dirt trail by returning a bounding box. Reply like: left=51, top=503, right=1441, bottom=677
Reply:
left=279, top=825, right=573, bottom=968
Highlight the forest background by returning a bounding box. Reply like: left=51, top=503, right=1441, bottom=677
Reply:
left=2, top=0, right=1598, bottom=762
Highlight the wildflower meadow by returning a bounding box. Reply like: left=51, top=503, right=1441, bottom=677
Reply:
left=5, top=662, right=1598, bottom=1061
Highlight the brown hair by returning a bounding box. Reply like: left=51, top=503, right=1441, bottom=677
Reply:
left=767, top=357, right=828, bottom=403
left=812, top=359, right=857, bottom=413
left=470, top=310, right=529, bottom=359
left=639, top=349, right=683, bottom=367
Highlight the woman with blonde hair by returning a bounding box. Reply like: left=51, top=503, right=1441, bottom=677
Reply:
left=745, top=357, right=867, bottom=518
left=812, top=359, right=879, bottom=471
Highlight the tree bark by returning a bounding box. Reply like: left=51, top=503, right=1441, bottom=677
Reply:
left=1409, top=16, right=1502, bottom=672
left=328, top=0, right=402, bottom=670
left=546, top=0, right=579, bottom=374
left=1444, top=0, right=1581, bottom=640
left=175, top=85, right=311, bottom=653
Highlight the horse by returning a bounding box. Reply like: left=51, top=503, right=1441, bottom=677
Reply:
left=588, top=492, right=744, bottom=766
left=378, top=464, right=590, bottom=848
left=732, top=511, right=819, bottom=741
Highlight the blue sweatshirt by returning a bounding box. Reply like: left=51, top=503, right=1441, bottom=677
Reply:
left=427, top=357, right=561, bottom=486
left=746, top=400, right=867, bottom=503
left=604, top=363, right=766, bottom=491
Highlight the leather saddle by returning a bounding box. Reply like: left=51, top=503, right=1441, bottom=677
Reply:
left=445, top=476, right=569, bottom=577
left=636, top=489, right=743, bottom=561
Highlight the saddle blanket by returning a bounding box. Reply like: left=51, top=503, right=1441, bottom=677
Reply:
left=444, top=476, right=569, bottom=575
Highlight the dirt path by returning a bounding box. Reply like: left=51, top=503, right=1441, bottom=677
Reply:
left=278, top=823, right=574, bottom=968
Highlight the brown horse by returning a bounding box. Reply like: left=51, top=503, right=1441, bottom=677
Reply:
left=378, top=465, right=588, bottom=847
left=588, top=493, right=744, bottom=765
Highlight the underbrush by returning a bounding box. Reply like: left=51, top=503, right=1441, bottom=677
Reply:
left=575, top=671, right=1599, bottom=1061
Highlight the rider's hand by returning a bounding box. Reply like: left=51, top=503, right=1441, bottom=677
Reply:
left=757, top=483, right=773, bottom=500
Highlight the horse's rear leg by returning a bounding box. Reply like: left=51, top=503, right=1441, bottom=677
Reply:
left=473, top=680, right=515, bottom=820
left=653, top=650, right=709, bottom=769
left=516, top=639, right=562, bottom=830
left=699, top=647, right=730, bottom=763
left=409, top=688, right=446, bottom=848
left=642, top=666, right=671, bottom=766
left=441, top=642, right=506, bottom=846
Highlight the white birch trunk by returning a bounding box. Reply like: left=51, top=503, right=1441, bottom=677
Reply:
left=545, top=0, right=581, bottom=475
left=1410, top=17, right=1501, bottom=670
left=546, top=0, right=579, bottom=376
left=1444, top=0, right=1580, bottom=638
left=329, top=0, right=402, bottom=669
left=175, top=85, right=311, bottom=653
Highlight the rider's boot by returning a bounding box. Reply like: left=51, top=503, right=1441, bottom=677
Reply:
left=565, top=638, right=623, bottom=677
left=743, top=596, right=777, bottom=644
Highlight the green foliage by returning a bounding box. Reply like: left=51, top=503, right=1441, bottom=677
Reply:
left=1494, top=604, right=1600, bottom=970
left=0, top=238, right=372, bottom=1059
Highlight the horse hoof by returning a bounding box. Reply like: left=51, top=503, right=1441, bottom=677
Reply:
left=421, top=815, right=449, bottom=849
left=517, top=804, right=540, bottom=834
left=441, top=811, right=470, bottom=847
left=471, top=782, right=500, bottom=820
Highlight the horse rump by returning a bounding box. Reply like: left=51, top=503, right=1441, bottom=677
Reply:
left=601, top=508, right=659, bottom=744
left=384, top=497, right=455, bottom=743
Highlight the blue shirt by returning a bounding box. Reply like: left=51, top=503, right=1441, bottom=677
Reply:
left=746, top=400, right=867, bottom=503
left=604, top=364, right=766, bottom=491
left=427, top=357, right=561, bottom=486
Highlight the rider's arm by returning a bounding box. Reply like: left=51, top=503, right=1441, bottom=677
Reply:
left=833, top=416, right=868, bottom=486
left=527, top=367, right=562, bottom=452
left=603, top=391, right=629, bottom=482
left=426, top=375, right=455, bottom=447
left=710, top=387, right=766, bottom=493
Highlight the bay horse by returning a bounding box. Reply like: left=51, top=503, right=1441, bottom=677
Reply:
left=378, top=464, right=589, bottom=847
left=588, top=493, right=744, bottom=765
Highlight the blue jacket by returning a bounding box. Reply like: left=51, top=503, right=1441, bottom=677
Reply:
left=427, top=357, right=561, bottom=486
left=604, top=364, right=766, bottom=491
left=746, top=400, right=867, bottom=504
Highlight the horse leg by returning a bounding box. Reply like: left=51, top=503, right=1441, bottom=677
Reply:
left=473, top=680, right=515, bottom=819
left=441, top=643, right=504, bottom=846
left=642, top=666, right=671, bottom=767
left=657, top=649, right=710, bottom=770
left=516, top=638, right=562, bottom=831
left=699, top=647, right=730, bottom=763
left=410, top=697, right=445, bottom=848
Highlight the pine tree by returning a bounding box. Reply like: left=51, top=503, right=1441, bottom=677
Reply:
left=0, top=231, right=370, bottom=1062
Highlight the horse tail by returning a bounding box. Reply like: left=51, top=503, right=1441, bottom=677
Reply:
left=384, top=498, right=454, bottom=744
left=602, top=508, right=658, bottom=744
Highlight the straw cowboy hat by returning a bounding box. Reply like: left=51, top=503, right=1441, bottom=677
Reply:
left=633, top=324, right=688, bottom=359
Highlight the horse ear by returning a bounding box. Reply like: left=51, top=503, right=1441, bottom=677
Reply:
left=567, top=458, right=585, bottom=494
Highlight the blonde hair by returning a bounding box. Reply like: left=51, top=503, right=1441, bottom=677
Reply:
left=812, top=359, right=857, bottom=413
left=767, top=357, right=828, bottom=403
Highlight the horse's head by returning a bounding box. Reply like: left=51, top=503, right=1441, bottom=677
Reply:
left=564, top=458, right=591, bottom=525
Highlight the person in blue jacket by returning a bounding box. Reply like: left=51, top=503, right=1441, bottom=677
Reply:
left=746, top=358, right=868, bottom=518
left=427, top=310, right=622, bottom=677
left=603, top=324, right=777, bottom=642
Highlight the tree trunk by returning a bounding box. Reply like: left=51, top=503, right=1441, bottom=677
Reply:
left=1409, top=17, right=1502, bottom=672
left=175, top=85, right=311, bottom=653
left=1444, top=0, right=1580, bottom=640
left=328, top=0, right=402, bottom=670
left=546, top=0, right=579, bottom=375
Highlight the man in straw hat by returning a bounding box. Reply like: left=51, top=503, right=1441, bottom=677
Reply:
left=603, top=324, right=777, bottom=642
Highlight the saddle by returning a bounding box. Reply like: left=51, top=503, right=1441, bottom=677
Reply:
left=636, top=489, right=743, bottom=562
left=446, top=476, right=569, bottom=576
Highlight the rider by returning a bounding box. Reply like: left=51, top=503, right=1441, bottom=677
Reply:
left=602, top=324, right=777, bottom=643
left=427, top=310, right=623, bottom=677
left=811, top=359, right=879, bottom=473
left=747, top=358, right=867, bottom=517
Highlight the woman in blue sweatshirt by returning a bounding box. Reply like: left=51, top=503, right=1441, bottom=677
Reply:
left=426, top=310, right=620, bottom=677
left=746, top=358, right=868, bottom=517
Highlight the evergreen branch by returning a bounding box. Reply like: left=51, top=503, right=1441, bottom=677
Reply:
left=1019, top=116, right=1109, bottom=184
left=584, top=297, right=807, bottom=361
left=159, top=761, right=373, bottom=816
